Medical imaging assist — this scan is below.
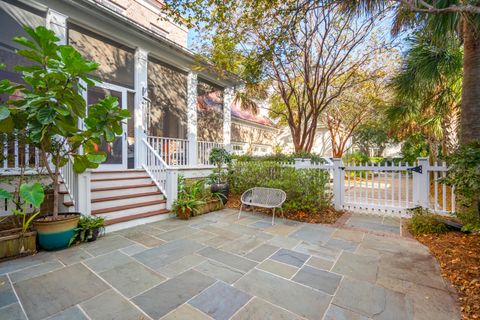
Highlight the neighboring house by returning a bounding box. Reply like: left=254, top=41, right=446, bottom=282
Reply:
left=0, top=0, right=247, bottom=229
left=276, top=125, right=353, bottom=157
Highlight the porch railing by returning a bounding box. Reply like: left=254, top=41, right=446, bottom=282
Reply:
left=1, top=132, right=42, bottom=171
left=198, top=140, right=224, bottom=166
left=59, top=155, right=79, bottom=210
left=147, top=136, right=189, bottom=166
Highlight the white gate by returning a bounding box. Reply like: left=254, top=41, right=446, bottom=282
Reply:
left=338, top=158, right=455, bottom=216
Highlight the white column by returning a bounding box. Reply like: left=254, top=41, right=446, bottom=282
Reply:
left=46, top=9, right=68, bottom=45
left=165, top=169, right=178, bottom=210
left=187, top=72, right=198, bottom=166
left=223, top=86, right=234, bottom=150
left=134, top=48, right=149, bottom=168
left=332, top=158, right=345, bottom=210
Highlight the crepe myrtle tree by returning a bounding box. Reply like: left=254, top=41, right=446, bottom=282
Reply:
left=0, top=26, right=130, bottom=219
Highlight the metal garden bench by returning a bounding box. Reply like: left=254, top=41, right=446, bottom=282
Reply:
left=238, top=187, right=287, bottom=225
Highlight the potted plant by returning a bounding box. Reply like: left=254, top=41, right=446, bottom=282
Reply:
left=70, top=216, right=105, bottom=245
left=0, top=26, right=129, bottom=250
left=172, top=176, right=205, bottom=220
left=208, top=147, right=232, bottom=204
left=0, top=183, right=44, bottom=259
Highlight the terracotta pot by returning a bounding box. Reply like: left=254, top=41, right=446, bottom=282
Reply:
left=34, top=212, right=80, bottom=251
left=0, top=228, right=37, bottom=260
left=176, top=208, right=191, bottom=220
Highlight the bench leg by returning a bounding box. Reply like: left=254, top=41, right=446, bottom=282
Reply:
left=238, top=204, right=243, bottom=220
left=271, top=208, right=275, bottom=225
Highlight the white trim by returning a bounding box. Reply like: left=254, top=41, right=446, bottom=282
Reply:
left=231, top=116, right=278, bottom=132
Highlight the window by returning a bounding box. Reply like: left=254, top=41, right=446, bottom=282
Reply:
left=197, top=79, right=224, bottom=142
left=147, top=57, right=187, bottom=138
left=68, top=24, right=135, bottom=88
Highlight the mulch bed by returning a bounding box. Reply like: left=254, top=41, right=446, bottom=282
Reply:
left=415, top=232, right=480, bottom=319
left=225, top=193, right=345, bottom=224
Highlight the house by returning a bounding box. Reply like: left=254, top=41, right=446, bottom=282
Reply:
left=0, top=0, right=275, bottom=230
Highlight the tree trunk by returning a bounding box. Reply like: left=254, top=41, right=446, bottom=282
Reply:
left=461, top=23, right=480, bottom=144
left=442, top=104, right=459, bottom=155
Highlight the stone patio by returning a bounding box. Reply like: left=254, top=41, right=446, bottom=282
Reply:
left=0, top=209, right=460, bottom=320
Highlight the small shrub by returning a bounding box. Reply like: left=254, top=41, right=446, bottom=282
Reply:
left=229, top=161, right=331, bottom=212
left=408, top=208, right=449, bottom=236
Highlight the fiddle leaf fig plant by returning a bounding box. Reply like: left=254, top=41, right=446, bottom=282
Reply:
left=0, top=26, right=130, bottom=218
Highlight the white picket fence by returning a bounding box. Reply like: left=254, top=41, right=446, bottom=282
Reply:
left=273, top=158, right=455, bottom=217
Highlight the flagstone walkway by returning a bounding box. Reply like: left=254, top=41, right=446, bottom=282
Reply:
left=0, top=209, right=459, bottom=320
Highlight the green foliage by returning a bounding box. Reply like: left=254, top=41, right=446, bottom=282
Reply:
left=232, top=152, right=325, bottom=164
left=70, top=216, right=105, bottom=244
left=172, top=176, right=207, bottom=218
left=342, top=151, right=369, bottom=165
left=408, top=207, right=449, bottom=236
left=229, top=161, right=331, bottom=213
left=353, top=120, right=392, bottom=156
left=442, top=142, right=480, bottom=231
left=0, top=183, right=45, bottom=233
left=209, top=148, right=232, bottom=184
left=401, top=134, right=429, bottom=164
left=0, top=26, right=130, bottom=216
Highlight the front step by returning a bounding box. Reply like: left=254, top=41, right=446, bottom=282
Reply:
left=87, top=169, right=170, bottom=229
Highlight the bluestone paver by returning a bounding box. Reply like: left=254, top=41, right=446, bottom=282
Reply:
left=194, top=259, right=245, bottom=284
left=234, top=269, right=331, bottom=319
left=270, top=248, right=309, bottom=268
left=292, top=265, right=341, bottom=295
left=84, top=250, right=133, bottom=273
left=0, top=303, right=27, bottom=320
left=45, top=306, right=88, bottom=320
left=231, top=297, right=303, bottom=320
left=189, top=281, right=251, bottom=320
left=244, top=244, right=279, bottom=262
left=257, top=259, right=298, bottom=279
left=198, top=247, right=257, bottom=272
left=332, top=251, right=379, bottom=283
left=9, top=261, right=64, bottom=283
left=323, top=304, right=369, bottom=320
left=81, top=289, right=145, bottom=320
left=132, top=270, right=216, bottom=319
left=290, top=225, right=334, bottom=244
left=306, top=256, right=334, bottom=271
left=161, top=304, right=211, bottom=320
left=0, top=275, right=18, bottom=308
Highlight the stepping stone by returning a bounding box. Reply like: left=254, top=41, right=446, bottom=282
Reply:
left=234, top=269, right=331, bottom=319
left=257, top=259, right=298, bottom=279
left=189, top=282, right=251, bottom=320
left=231, top=297, right=302, bottom=320
left=81, top=289, right=144, bottom=320
left=292, top=266, right=341, bottom=295
left=270, top=248, right=309, bottom=267
left=132, top=270, right=215, bottom=319
left=14, top=264, right=108, bottom=320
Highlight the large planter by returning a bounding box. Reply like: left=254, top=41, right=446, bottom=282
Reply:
left=0, top=228, right=37, bottom=260
left=176, top=208, right=191, bottom=220
left=211, top=183, right=229, bottom=205
left=34, top=213, right=80, bottom=251
left=194, top=199, right=224, bottom=216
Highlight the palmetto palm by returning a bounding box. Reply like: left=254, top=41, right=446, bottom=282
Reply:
left=388, top=34, right=462, bottom=160
left=339, top=0, right=480, bottom=145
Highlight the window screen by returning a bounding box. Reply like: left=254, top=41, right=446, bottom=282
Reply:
left=68, top=24, right=134, bottom=88
left=197, top=79, right=224, bottom=142
left=147, top=57, right=187, bottom=138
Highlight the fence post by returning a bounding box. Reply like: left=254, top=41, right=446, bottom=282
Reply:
left=413, top=157, right=430, bottom=208
left=77, top=171, right=91, bottom=216
left=166, top=169, right=178, bottom=210
left=332, top=158, right=344, bottom=210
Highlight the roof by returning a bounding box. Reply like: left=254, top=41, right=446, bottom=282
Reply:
left=231, top=101, right=275, bottom=128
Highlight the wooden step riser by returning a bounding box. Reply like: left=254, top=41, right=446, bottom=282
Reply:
left=93, top=202, right=167, bottom=220
left=91, top=185, right=159, bottom=199
left=91, top=178, right=152, bottom=189
left=91, top=194, right=164, bottom=211
left=91, top=171, right=147, bottom=180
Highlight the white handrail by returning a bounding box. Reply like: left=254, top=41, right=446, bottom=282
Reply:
left=141, top=138, right=169, bottom=196
left=59, top=155, right=78, bottom=210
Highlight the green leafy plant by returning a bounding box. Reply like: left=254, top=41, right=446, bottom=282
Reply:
left=229, top=161, right=331, bottom=213
left=70, top=216, right=105, bottom=245
left=0, top=26, right=130, bottom=218
left=209, top=147, right=232, bottom=184
left=441, top=142, right=480, bottom=231
left=0, top=183, right=45, bottom=233
left=408, top=207, right=449, bottom=236
left=172, top=176, right=206, bottom=219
